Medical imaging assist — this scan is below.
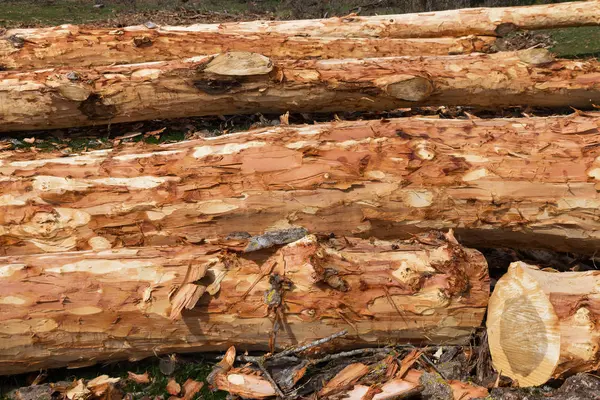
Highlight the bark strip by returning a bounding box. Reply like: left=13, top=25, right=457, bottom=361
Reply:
left=1, top=113, right=600, bottom=255
left=0, top=233, right=489, bottom=375
left=0, top=24, right=495, bottom=70
left=1, top=49, right=599, bottom=132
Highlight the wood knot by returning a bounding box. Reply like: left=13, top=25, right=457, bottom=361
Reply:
left=204, top=52, right=273, bottom=76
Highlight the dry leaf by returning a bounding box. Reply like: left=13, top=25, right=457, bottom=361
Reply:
left=127, top=371, right=150, bottom=384
left=88, top=375, right=121, bottom=388
left=87, top=375, right=121, bottom=398
left=166, top=378, right=181, bottom=396
left=23, top=137, right=35, bottom=144
left=66, top=379, right=90, bottom=400
left=182, top=379, right=204, bottom=400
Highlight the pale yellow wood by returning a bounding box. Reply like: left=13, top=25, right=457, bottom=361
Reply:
left=488, top=262, right=600, bottom=386
left=0, top=24, right=495, bottom=70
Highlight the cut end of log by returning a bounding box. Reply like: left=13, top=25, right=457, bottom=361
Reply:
left=383, top=76, right=433, bottom=101
left=487, top=262, right=561, bottom=386
left=517, top=48, right=555, bottom=66
left=204, top=51, right=273, bottom=76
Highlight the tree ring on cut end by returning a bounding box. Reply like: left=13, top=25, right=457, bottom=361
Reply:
left=487, top=262, right=561, bottom=387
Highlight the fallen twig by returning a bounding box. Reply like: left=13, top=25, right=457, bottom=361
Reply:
left=270, top=330, right=348, bottom=360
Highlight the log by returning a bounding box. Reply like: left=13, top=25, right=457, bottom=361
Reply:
left=1, top=0, right=598, bottom=45
left=487, top=262, right=600, bottom=386
left=2, top=113, right=600, bottom=256
left=0, top=24, right=496, bottom=70
left=1, top=49, right=599, bottom=132
left=0, top=232, right=490, bottom=375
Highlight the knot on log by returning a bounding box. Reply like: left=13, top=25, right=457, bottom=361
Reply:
left=517, top=48, right=555, bottom=66
left=204, top=51, right=273, bottom=76
left=79, top=94, right=117, bottom=120
left=133, top=36, right=153, bottom=48
left=58, top=83, right=91, bottom=101
left=495, top=22, right=518, bottom=37
left=375, top=75, right=434, bottom=102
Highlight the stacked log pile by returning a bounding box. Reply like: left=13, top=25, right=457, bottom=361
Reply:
left=1, top=0, right=600, bottom=398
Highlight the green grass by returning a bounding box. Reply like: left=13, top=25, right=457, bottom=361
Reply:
left=0, top=1, right=125, bottom=26
left=545, top=26, right=600, bottom=59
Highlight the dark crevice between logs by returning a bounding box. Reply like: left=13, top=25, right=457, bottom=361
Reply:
left=79, top=94, right=117, bottom=120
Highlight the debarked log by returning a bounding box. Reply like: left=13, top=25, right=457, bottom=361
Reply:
left=487, top=262, right=600, bottom=386
left=0, top=23, right=496, bottom=70
left=1, top=0, right=598, bottom=42
left=1, top=49, right=599, bottom=132
left=0, top=232, right=490, bottom=375
left=2, top=113, right=600, bottom=255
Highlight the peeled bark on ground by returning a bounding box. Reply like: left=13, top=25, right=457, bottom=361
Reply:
left=0, top=232, right=490, bottom=375
left=2, top=113, right=600, bottom=255
left=2, top=1, right=598, bottom=42
left=0, top=24, right=496, bottom=70
left=487, top=262, right=600, bottom=387
left=1, top=49, right=599, bottom=132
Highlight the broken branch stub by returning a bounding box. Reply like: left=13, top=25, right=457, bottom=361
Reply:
left=0, top=233, right=489, bottom=375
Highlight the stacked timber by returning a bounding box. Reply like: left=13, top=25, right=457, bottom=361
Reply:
left=1, top=0, right=600, bottom=392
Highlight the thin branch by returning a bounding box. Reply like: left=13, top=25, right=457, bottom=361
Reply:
left=311, top=347, right=391, bottom=364
left=270, top=330, right=348, bottom=360
left=256, top=359, right=285, bottom=398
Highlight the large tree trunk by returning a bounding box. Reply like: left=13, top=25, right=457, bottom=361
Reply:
left=487, top=262, right=600, bottom=387
left=0, top=232, right=490, bottom=375
left=1, top=50, right=599, bottom=132
left=0, top=24, right=495, bottom=70
left=1, top=0, right=597, bottom=44
left=1, top=113, right=600, bottom=255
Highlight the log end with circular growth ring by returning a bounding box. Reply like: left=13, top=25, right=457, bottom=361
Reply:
left=204, top=51, right=273, bottom=76
left=487, top=262, right=600, bottom=387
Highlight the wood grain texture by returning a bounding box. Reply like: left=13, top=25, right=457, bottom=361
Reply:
left=1, top=0, right=598, bottom=43
left=1, top=49, right=599, bottom=132
left=0, top=24, right=495, bottom=70
left=1, top=113, right=600, bottom=255
left=0, top=233, right=489, bottom=375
